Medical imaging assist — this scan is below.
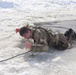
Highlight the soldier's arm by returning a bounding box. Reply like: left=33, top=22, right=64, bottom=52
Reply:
left=31, top=43, right=49, bottom=52
left=25, top=40, right=49, bottom=52
left=31, top=29, right=49, bottom=52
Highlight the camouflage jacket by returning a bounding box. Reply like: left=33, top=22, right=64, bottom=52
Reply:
left=29, top=26, right=69, bottom=52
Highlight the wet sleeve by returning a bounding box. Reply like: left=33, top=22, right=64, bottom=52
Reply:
left=31, top=44, right=49, bottom=52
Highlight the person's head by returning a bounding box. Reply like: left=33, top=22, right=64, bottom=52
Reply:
left=16, top=26, right=32, bottom=39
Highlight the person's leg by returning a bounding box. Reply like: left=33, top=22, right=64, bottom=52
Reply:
left=64, top=28, right=76, bottom=40
left=54, top=34, right=68, bottom=50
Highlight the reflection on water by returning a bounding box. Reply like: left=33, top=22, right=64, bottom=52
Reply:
left=0, top=1, right=17, bottom=8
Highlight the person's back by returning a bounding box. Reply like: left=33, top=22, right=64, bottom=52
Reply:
left=31, top=26, right=69, bottom=51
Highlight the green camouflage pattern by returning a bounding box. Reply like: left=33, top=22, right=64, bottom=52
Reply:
left=31, top=27, right=49, bottom=52
left=31, top=44, right=49, bottom=52
left=29, top=26, right=69, bottom=52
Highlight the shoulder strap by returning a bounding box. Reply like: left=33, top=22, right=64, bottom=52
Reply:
left=32, top=26, right=51, bottom=45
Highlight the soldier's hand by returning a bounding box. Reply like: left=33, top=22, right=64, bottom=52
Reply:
left=25, top=42, right=31, bottom=50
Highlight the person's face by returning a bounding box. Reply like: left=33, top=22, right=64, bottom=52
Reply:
left=22, top=30, right=31, bottom=39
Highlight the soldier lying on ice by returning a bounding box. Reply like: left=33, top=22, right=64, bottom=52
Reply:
left=16, top=25, right=76, bottom=52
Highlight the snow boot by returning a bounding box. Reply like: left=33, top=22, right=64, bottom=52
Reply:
left=64, top=28, right=76, bottom=40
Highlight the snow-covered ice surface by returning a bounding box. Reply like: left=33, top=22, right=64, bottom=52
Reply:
left=0, top=0, right=76, bottom=75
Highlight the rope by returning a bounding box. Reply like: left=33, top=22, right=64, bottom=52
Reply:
left=0, top=51, right=31, bottom=62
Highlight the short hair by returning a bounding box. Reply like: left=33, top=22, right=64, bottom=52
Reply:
left=19, top=26, right=31, bottom=36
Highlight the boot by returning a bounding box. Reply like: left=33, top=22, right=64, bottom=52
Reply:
left=64, top=28, right=76, bottom=40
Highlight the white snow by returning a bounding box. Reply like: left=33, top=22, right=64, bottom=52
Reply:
left=0, top=0, right=76, bottom=75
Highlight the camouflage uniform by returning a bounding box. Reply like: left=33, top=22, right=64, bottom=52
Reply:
left=29, top=26, right=69, bottom=52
